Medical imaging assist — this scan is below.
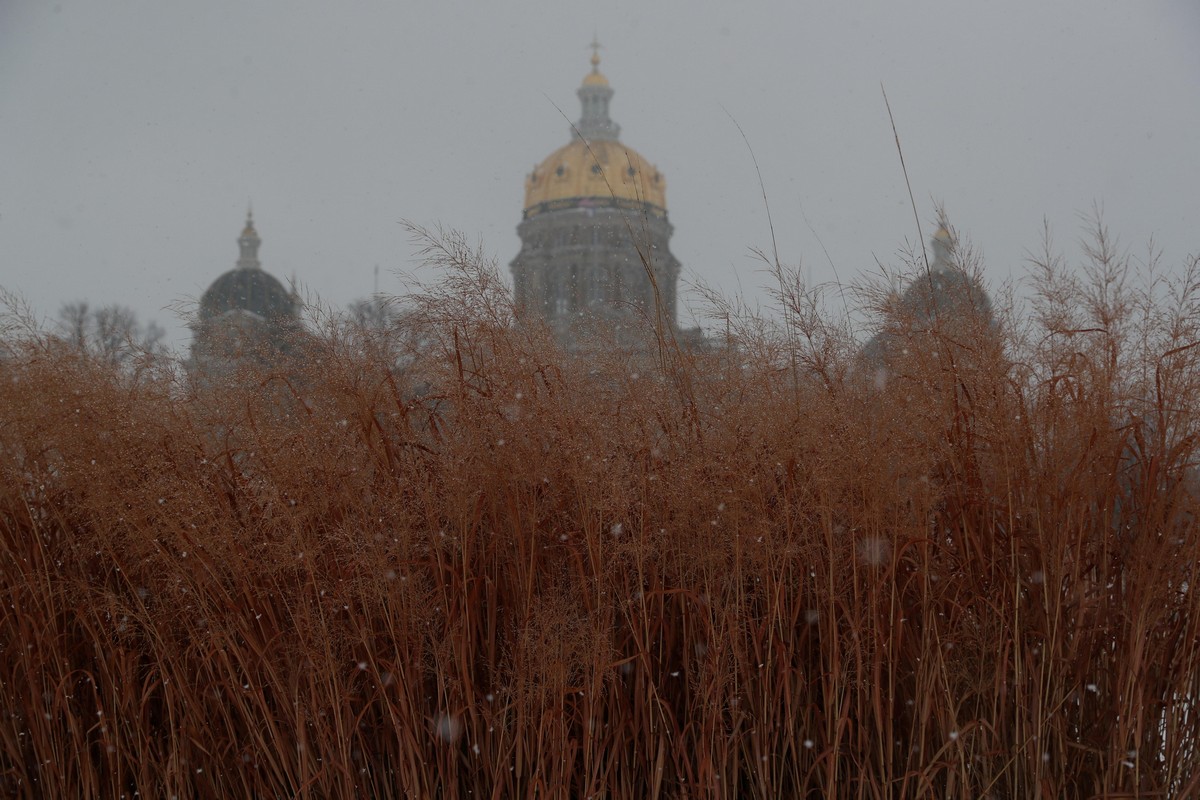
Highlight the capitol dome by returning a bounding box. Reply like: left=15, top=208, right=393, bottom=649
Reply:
left=523, top=139, right=666, bottom=219
left=510, top=44, right=683, bottom=348
left=521, top=49, right=667, bottom=218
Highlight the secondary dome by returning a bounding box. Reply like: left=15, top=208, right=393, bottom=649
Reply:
left=521, top=45, right=667, bottom=218
left=198, top=211, right=297, bottom=323
left=190, top=211, right=306, bottom=373
left=199, top=268, right=296, bottom=323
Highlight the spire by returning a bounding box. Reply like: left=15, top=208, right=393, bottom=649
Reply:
left=237, top=208, right=261, bottom=270
left=574, top=37, right=620, bottom=141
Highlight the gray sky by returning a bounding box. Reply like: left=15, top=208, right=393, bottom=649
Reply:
left=3, top=1, right=1198, bottom=350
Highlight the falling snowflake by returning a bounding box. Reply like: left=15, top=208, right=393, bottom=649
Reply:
left=856, top=536, right=891, bottom=567
left=435, top=714, right=463, bottom=743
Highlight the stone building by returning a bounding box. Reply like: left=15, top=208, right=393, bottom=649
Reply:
left=190, top=211, right=303, bottom=371
left=510, top=47, right=687, bottom=349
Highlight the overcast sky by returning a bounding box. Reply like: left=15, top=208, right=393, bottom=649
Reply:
left=3, top=1, right=1198, bottom=350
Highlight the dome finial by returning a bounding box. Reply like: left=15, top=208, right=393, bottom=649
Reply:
left=589, top=34, right=602, bottom=72
left=581, top=34, right=609, bottom=88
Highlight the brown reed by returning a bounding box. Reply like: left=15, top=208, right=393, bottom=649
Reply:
left=0, top=222, right=1197, bottom=798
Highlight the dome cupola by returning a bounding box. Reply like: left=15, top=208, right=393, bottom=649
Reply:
left=236, top=209, right=262, bottom=270
left=575, top=38, right=619, bottom=141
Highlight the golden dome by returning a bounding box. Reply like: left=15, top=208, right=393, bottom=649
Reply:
left=523, top=139, right=666, bottom=216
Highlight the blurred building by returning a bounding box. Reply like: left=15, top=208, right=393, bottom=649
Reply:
left=861, top=218, right=994, bottom=367
left=510, top=45, right=699, bottom=350
left=190, top=211, right=303, bottom=372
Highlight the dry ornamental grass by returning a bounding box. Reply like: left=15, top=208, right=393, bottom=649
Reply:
left=0, top=223, right=1197, bottom=798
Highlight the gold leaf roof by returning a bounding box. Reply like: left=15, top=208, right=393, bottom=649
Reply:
left=523, top=138, right=666, bottom=215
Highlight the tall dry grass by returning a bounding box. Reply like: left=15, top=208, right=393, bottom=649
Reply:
left=1, top=223, right=1198, bottom=798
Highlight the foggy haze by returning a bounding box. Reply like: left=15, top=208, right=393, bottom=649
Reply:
left=2, top=0, right=1197, bottom=350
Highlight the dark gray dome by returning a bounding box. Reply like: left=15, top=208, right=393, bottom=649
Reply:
left=860, top=221, right=994, bottom=368
left=896, top=267, right=992, bottom=325
left=199, top=267, right=297, bottom=323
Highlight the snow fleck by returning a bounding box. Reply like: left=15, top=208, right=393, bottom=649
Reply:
left=610, top=523, right=623, bottom=538
left=803, top=739, right=814, bottom=749
left=435, top=714, right=463, bottom=743
left=856, top=535, right=891, bottom=567
left=356, top=661, right=368, bottom=671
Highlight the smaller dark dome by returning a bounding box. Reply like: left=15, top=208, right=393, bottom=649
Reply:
left=897, top=268, right=992, bottom=326
left=199, top=268, right=297, bottom=323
